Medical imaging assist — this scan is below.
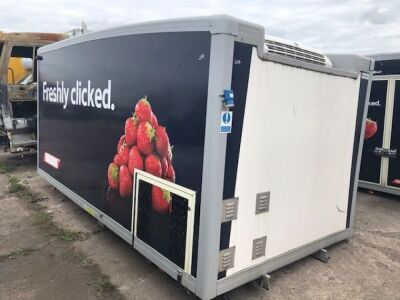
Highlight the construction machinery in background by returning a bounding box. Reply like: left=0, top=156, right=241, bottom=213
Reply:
left=0, top=23, right=87, bottom=153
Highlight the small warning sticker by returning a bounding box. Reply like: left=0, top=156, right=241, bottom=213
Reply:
left=43, top=152, right=61, bottom=169
left=220, top=111, right=232, bottom=134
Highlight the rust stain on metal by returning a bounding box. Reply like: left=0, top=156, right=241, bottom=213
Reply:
left=0, top=32, right=68, bottom=43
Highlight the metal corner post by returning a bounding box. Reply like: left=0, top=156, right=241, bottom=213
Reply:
left=36, top=57, right=40, bottom=171
left=349, top=70, right=374, bottom=233
left=196, top=33, right=235, bottom=299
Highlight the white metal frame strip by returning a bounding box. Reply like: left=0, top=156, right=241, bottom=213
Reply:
left=369, top=76, right=393, bottom=187
left=384, top=76, right=400, bottom=189
left=132, top=169, right=196, bottom=279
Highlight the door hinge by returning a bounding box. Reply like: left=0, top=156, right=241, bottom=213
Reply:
left=373, top=147, right=397, bottom=158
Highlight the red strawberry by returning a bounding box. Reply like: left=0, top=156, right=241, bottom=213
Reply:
left=137, top=122, right=155, bottom=155
left=117, top=135, right=126, bottom=153
left=113, top=154, right=120, bottom=166
left=107, top=163, right=119, bottom=189
left=364, top=119, right=377, bottom=139
left=392, top=179, right=400, bottom=186
left=128, top=146, right=143, bottom=175
left=118, top=142, right=130, bottom=166
left=160, top=156, right=168, bottom=178
left=135, top=97, right=152, bottom=124
left=150, top=112, right=158, bottom=128
left=166, top=163, right=175, bottom=182
left=155, top=126, right=170, bottom=157
left=151, top=186, right=171, bottom=214
left=119, top=165, right=132, bottom=197
left=125, top=116, right=138, bottom=146
left=145, top=154, right=162, bottom=177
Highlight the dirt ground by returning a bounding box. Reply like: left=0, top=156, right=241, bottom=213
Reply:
left=0, top=152, right=400, bottom=300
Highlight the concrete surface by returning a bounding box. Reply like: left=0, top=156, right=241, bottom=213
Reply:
left=0, top=153, right=121, bottom=300
left=0, top=152, right=400, bottom=299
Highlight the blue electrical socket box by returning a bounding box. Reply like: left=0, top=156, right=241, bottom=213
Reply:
left=223, top=89, right=235, bottom=108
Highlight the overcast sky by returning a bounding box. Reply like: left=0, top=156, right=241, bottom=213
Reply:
left=0, top=0, right=399, bottom=54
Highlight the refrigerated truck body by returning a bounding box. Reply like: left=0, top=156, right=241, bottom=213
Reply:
left=359, top=53, right=400, bottom=195
left=37, top=15, right=374, bottom=299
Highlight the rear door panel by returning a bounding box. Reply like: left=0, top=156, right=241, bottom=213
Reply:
left=359, top=80, right=388, bottom=184
left=387, top=80, right=400, bottom=187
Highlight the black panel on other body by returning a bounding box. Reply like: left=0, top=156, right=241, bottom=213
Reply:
left=359, top=80, right=388, bottom=184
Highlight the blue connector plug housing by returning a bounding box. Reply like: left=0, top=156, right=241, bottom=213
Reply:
left=223, top=89, right=235, bottom=108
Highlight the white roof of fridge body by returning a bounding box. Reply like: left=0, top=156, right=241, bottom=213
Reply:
left=369, top=52, right=400, bottom=61
left=38, top=14, right=372, bottom=76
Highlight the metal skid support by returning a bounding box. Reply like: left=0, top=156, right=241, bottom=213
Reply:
left=256, top=274, right=271, bottom=290
left=311, top=248, right=329, bottom=263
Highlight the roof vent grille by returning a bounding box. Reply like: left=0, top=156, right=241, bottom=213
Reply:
left=264, top=37, right=332, bottom=67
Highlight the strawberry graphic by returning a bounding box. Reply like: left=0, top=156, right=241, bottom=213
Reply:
left=166, top=145, right=173, bottom=165
left=108, top=163, right=119, bottom=189
left=151, top=186, right=171, bottom=214
left=364, top=119, right=377, bottom=139
left=106, top=97, right=177, bottom=206
left=128, top=146, right=143, bottom=175
left=117, top=135, right=126, bottom=153
left=119, top=165, right=132, bottom=197
left=135, top=97, right=152, bottom=124
left=118, top=142, right=130, bottom=166
left=137, top=122, right=155, bottom=155
left=150, top=112, right=158, bottom=128
left=155, top=126, right=170, bottom=157
left=113, top=154, right=120, bottom=166
left=145, top=154, right=162, bottom=177
left=166, top=163, right=175, bottom=182
left=160, top=156, right=168, bottom=178
left=392, top=179, right=400, bottom=186
left=125, top=116, right=138, bottom=147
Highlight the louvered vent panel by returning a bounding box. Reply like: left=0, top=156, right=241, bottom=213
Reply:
left=265, top=39, right=327, bottom=66
left=221, top=198, right=238, bottom=222
left=255, top=192, right=270, bottom=214
left=252, top=236, right=267, bottom=260
left=219, top=247, right=235, bottom=272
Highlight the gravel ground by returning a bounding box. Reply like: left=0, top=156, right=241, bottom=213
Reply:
left=0, top=152, right=399, bottom=300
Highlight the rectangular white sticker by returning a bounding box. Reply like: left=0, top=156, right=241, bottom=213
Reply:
left=43, top=152, right=61, bottom=169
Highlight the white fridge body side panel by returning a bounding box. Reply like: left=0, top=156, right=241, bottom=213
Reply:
left=227, top=48, right=361, bottom=276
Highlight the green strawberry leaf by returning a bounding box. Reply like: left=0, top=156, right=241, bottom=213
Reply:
left=162, top=189, right=172, bottom=203
left=111, top=165, right=119, bottom=180
left=146, top=122, right=155, bottom=141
